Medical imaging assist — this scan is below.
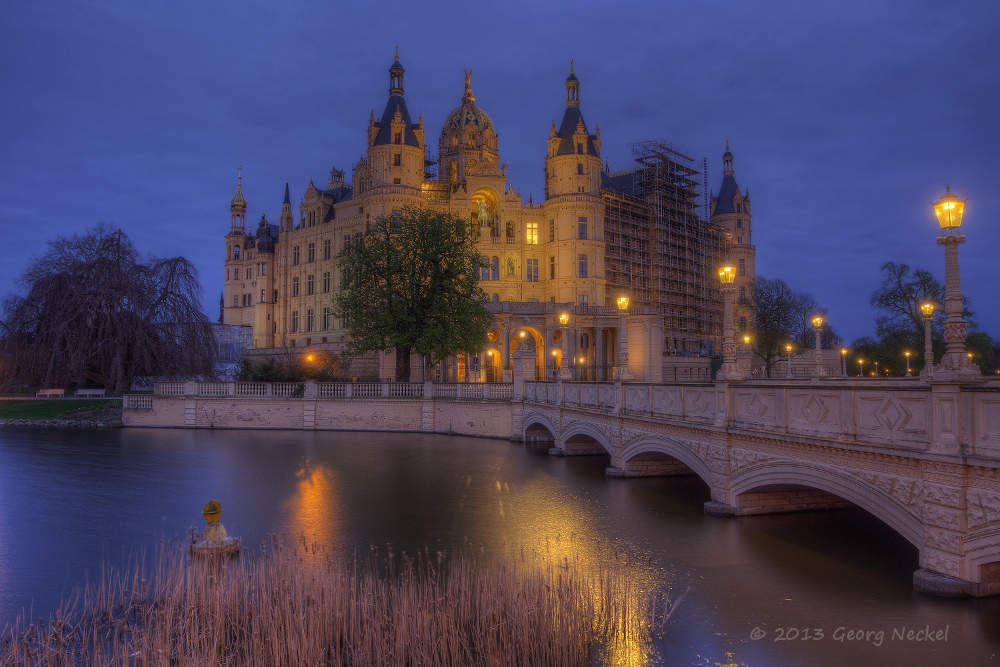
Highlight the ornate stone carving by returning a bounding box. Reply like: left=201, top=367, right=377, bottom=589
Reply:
left=853, top=470, right=926, bottom=510
left=731, top=447, right=773, bottom=471
left=924, top=505, right=961, bottom=531
left=801, top=395, right=830, bottom=424
left=967, top=489, right=1000, bottom=529
left=924, top=483, right=961, bottom=509
left=923, top=549, right=961, bottom=578
left=924, top=528, right=961, bottom=553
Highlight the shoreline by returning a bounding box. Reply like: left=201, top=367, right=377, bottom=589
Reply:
left=0, top=418, right=123, bottom=428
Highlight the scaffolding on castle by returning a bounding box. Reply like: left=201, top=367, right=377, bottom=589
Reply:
left=602, top=140, right=724, bottom=355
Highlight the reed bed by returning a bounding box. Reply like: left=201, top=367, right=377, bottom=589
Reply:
left=1, top=534, right=683, bottom=666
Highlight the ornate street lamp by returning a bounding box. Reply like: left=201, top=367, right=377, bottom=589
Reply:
left=858, top=358, right=864, bottom=378
left=718, top=264, right=742, bottom=381
left=932, top=186, right=979, bottom=379
left=785, top=344, right=794, bottom=379
left=812, top=315, right=826, bottom=378
left=841, top=348, right=848, bottom=377
left=616, top=295, right=634, bottom=380
left=558, top=312, right=572, bottom=380
left=905, top=351, right=911, bottom=377
left=920, top=301, right=934, bottom=377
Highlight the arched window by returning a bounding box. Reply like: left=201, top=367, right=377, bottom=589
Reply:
left=490, top=256, right=499, bottom=281
left=491, top=293, right=499, bottom=302
left=233, top=246, right=240, bottom=259
left=481, top=256, right=489, bottom=280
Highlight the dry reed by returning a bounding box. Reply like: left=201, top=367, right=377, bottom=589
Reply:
left=1, top=534, right=683, bottom=666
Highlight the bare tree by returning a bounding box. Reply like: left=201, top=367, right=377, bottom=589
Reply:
left=0, top=225, right=216, bottom=394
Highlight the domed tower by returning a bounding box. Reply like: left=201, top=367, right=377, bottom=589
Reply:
left=710, top=142, right=755, bottom=330
left=366, top=48, right=425, bottom=191
left=438, top=70, right=500, bottom=182
left=229, top=169, right=247, bottom=233
left=545, top=61, right=602, bottom=198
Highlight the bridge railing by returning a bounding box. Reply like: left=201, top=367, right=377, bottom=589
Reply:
left=145, top=381, right=514, bottom=403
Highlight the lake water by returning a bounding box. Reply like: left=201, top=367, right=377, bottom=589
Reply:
left=1, top=426, right=998, bottom=665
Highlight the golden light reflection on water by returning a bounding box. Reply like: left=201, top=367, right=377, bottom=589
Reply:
left=491, top=471, right=670, bottom=666
left=281, top=460, right=342, bottom=547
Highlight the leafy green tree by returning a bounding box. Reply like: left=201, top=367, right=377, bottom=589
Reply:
left=335, top=207, right=492, bottom=381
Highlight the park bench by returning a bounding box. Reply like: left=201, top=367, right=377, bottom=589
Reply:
left=75, top=388, right=106, bottom=398
left=35, top=389, right=65, bottom=398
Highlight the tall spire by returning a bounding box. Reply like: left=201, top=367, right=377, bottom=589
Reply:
left=723, top=142, right=734, bottom=175
left=230, top=166, right=247, bottom=213
left=389, top=47, right=404, bottom=95
left=565, top=60, right=580, bottom=107
left=283, top=181, right=290, bottom=205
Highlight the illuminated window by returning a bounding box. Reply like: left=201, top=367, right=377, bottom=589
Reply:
left=526, top=222, right=537, bottom=244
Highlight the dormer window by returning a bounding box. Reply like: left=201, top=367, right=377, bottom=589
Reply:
left=737, top=203, right=742, bottom=213
left=394, top=132, right=402, bottom=145
left=577, top=143, right=583, bottom=154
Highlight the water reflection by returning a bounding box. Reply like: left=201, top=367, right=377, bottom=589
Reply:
left=283, top=460, right=342, bottom=546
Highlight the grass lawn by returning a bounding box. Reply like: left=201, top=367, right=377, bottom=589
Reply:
left=0, top=399, right=121, bottom=420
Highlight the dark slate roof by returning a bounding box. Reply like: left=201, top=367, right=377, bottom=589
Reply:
left=283, top=182, right=290, bottom=204
left=555, top=106, right=598, bottom=156
left=713, top=174, right=740, bottom=215
left=372, top=94, right=420, bottom=147
left=323, top=184, right=353, bottom=202
left=601, top=170, right=641, bottom=196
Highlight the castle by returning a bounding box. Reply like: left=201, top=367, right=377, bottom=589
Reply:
left=223, top=52, right=755, bottom=382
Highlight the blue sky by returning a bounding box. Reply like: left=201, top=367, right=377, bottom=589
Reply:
left=2, top=0, right=997, bottom=343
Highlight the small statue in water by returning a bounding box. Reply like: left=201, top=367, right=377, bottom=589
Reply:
left=191, top=499, right=239, bottom=556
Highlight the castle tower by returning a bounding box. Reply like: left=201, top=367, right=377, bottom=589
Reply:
left=542, top=62, right=606, bottom=307
left=223, top=169, right=248, bottom=326
left=253, top=203, right=278, bottom=348
left=710, top=142, right=755, bottom=330
left=545, top=61, right=602, bottom=198
left=366, top=48, right=425, bottom=192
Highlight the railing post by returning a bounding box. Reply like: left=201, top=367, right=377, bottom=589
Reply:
left=184, top=380, right=197, bottom=397
left=382, top=382, right=389, bottom=398
left=267, top=382, right=273, bottom=398
left=345, top=382, right=352, bottom=398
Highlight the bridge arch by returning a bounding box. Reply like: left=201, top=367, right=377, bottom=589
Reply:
left=560, top=421, right=613, bottom=456
left=730, top=461, right=924, bottom=548
left=522, top=411, right=558, bottom=440
left=620, top=435, right=713, bottom=486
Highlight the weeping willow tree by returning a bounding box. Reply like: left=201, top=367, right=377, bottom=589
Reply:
left=0, top=225, right=216, bottom=394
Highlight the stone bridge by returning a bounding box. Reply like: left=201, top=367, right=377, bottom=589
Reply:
left=517, top=377, right=1000, bottom=597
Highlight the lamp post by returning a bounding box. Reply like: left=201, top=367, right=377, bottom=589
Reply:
left=874, top=361, right=878, bottom=378
left=841, top=348, right=848, bottom=377
left=812, top=315, right=826, bottom=378
left=718, top=264, right=741, bottom=381
left=858, top=358, right=864, bottom=378
left=932, top=186, right=980, bottom=379
left=785, top=344, right=793, bottom=379
left=558, top=313, right=572, bottom=380
left=920, top=301, right=934, bottom=377
left=905, top=351, right=911, bottom=377
left=615, top=295, right=634, bottom=381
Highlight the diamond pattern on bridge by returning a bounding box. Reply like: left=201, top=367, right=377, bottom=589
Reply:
left=802, top=395, right=829, bottom=424
left=746, top=394, right=767, bottom=420
left=878, top=398, right=911, bottom=431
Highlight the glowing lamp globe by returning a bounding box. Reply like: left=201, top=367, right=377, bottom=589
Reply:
left=933, top=185, right=966, bottom=231
left=812, top=315, right=823, bottom=328
left=920, top=302, right=935, bottom=318
left=719, top=264, right=735, bottom=285
left=617, top=295, right=630, bottom=311
left=559, top=313, right=568, bottom=324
